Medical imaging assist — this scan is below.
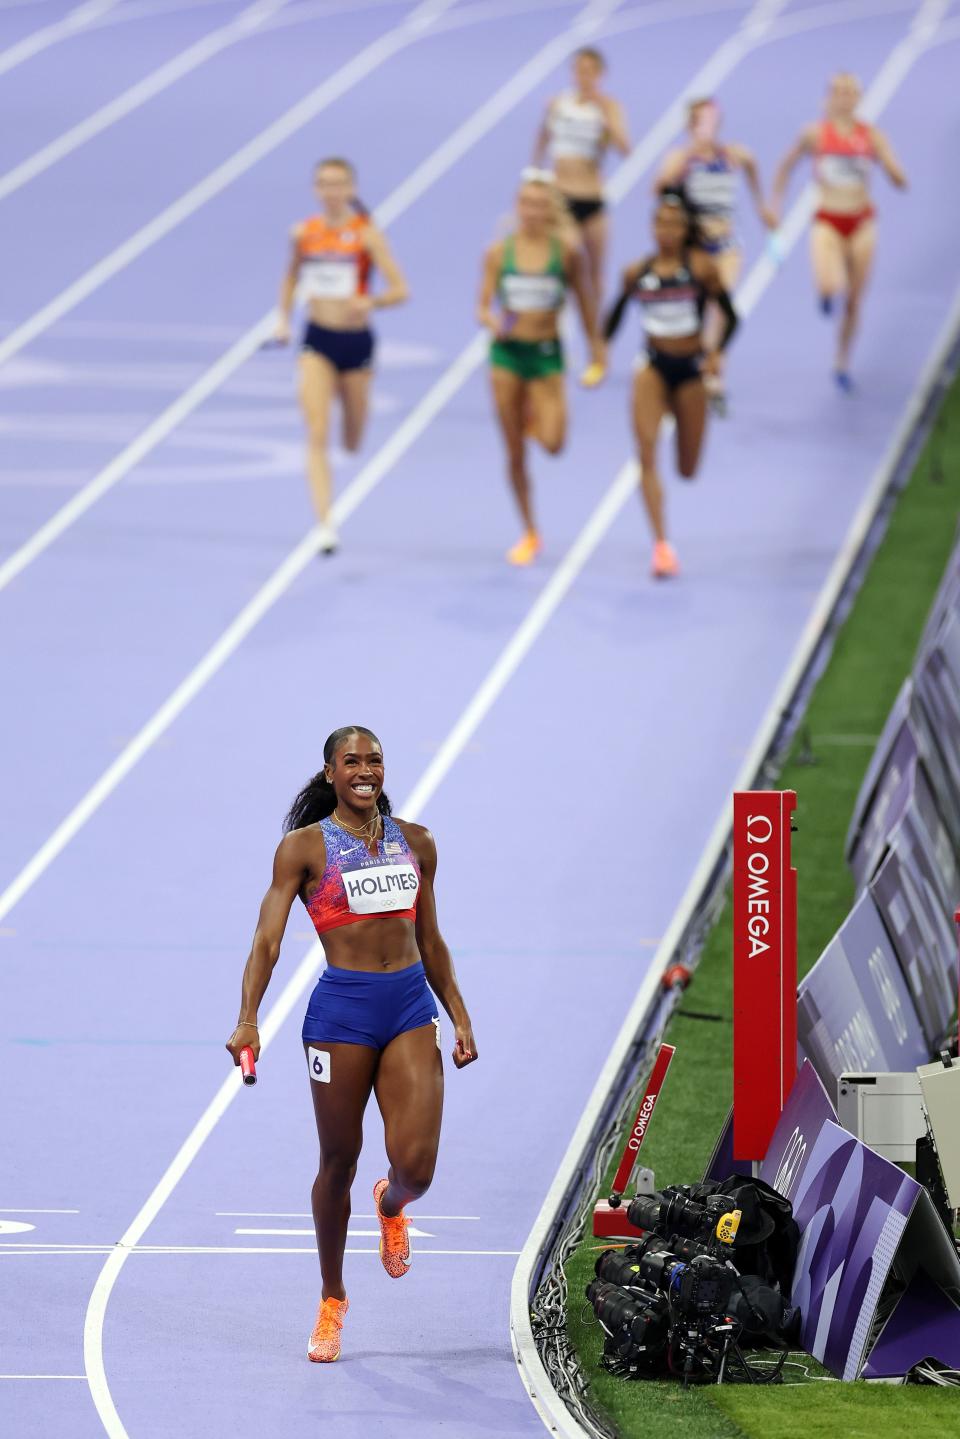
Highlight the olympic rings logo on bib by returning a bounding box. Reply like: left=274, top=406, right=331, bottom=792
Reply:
left=340, top=857, right=420, bottom=916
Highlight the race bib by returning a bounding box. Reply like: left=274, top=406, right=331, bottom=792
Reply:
left=341, top=857, right=420, bottom=916
left=819, top=154, right=870, bottom=190
left=308, top=1047, right=331, bottom=1084
left=299, top=256, right=358, bottom=300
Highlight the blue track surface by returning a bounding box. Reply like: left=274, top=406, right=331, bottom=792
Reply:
left=3, top=1, right=960, bottom=1435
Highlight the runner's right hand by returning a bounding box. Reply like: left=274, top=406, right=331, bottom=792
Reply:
left=226, top=1023, right=260, bottom=1064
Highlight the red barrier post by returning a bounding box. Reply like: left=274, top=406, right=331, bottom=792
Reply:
left=732, top=790, right=798, bottom=1163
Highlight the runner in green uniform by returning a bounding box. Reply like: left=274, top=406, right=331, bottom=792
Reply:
left=477, top=173, right=604, bottom=564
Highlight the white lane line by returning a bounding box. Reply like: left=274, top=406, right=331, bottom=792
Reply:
left=0, top=2, right=623, bottom=592
left=234, top=1225, right=435, bottom=1236
left=508, top=8, right=954, bottom=1437
left=0, top=0, right=458, bottom=371
left=0, top=0, right=118, bottom=78
left=4, top=1243, right=520, bottom=1255
left=0, top=0, right=624, bottom=592
left=0, top=0, right=291, bottom=204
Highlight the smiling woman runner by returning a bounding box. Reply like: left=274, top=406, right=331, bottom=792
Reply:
left=769, top=73, right=907, bottom=390
left=273, top=158, right=409, bottom=554
left=477, top=172, right=605, bottom=565
left=225, top=726, right=478, bottom=1364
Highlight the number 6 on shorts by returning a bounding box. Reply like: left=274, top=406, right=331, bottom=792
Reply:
left=308, top=1046, right=331, bottom=1084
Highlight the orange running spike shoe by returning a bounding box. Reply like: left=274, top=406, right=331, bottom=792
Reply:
left=651, top=539, right=680, bottom=579
left=307, top=1296, right=349, bottom=1363
left=373, top=1178, right=411, bottom=1278
left=506, top=530, right=542, bottom=567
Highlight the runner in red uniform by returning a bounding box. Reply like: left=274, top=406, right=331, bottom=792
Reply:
left=769, top=73, right=906, bottom=389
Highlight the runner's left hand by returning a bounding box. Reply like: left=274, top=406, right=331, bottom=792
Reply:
left=345, top=295, right=374, bottom=324
left=452, top=1022, right=478, bottom=1069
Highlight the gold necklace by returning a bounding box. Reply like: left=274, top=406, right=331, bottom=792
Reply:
left=332, top=808, right=381, bottom=841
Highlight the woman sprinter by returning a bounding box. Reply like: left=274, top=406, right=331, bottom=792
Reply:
left=274, top=159, right=409, bottom=551
left=226, top=726, right=477, bottom=1363
left=604, top=196, right=738, bottom=578
left=533, top=45, right=630, bottom=317
left=477, top=173, right=605, bottom=564
left=769, top=73, right=907, bottom=389
left=655, top=97, right=773, bottom=412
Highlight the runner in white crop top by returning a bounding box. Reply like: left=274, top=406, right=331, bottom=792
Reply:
left=532, top=45, right=629, bottom=322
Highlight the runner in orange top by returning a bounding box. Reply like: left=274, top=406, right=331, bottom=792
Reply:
left=273, top=158, right=409, bottom=552
left=769, top=74, right=906, bottom=389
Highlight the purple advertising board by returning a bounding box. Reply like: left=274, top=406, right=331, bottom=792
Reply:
left=915, top=628, right=960, bottom=800
left=777, top=1120, right=917, bottom=1378
left=761, top=1062, right=918, bottom=1379
left=869, top=816, right=957, bottom=1052
left=846, top=678, right=960, bottom=864
left=797, top=891, right=929, bottom=1101
left=763, top=1062, right=960, bottom=1381
left=918, top=537, right=960, bottom=658
left=846, top=680, right=915, bottom=867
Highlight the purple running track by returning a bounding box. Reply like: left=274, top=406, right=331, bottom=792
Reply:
left=2, top=1, right=960, bottom=1436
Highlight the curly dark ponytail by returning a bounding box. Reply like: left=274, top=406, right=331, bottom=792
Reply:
left=284, top=726, right=392, bottom=832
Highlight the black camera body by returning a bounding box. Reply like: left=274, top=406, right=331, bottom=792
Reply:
left=587, top=1184, right=789, bottom=1384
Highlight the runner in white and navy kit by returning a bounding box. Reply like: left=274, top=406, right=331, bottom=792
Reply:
left=604, top=196, right=738, bottom=579
left=655, top=98, right=773, bottom=413
left=533, top=46, right=629, bottom=339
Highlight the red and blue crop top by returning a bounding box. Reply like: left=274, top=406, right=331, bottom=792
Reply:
left=304, top=815, right=420, bottom=935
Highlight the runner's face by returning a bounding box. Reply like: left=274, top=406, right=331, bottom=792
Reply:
left=327, top=735, right=384, bottom=813
left=315, top=165, right=354, bottom=212
left=573, top=54, right=602, bottom=95
left=828, top=74, right=860, bottom=119
left=517, top=184, right=552, bottom=233
left=689, top=101, right=720, bottom=142
left=654, top=204, right=687, bottom=252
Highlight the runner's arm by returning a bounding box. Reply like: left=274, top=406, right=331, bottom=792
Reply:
left=366, top=226, right=410, bottom=308
left=769, top=123, right=817, bottom=221
left=603, top=261, right=641, bottom=341
left=404, top=824, right=478, bottom=1068
left=477, top=243, right=503, bottom=333
left=732, top=143, right=777, bottom=228
left=225, top=831, right=311, bottom=1063
left=275, top=225, right=303, bottom=343
left=870, top=126, right=907, bottom=188
left=567, top=242, right=605, bottom=365
left=532, top=99, right=554, bottom=165
left=700, top=257, right=738, bottom=353
left=654, top=145, right=687, bottom=195
left=602, top=96, right=631, bottom=156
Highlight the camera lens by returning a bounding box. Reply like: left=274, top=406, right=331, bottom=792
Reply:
left=586, top=1280, right=667, bottom=1356
left=595, top=1249, right=645, bottom=1288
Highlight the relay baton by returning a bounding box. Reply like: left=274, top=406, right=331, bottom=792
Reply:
left=239, top=1046, right=257, bottom=1085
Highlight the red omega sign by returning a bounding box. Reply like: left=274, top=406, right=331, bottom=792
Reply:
left=732, top=790, right=798, bottom=1162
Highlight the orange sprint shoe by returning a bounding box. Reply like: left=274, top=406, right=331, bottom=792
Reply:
left=651, top=539, right=680, bottom=579
left=373, top=1178, right=411, bottom=1278
left=307, top=1296, right=349, bottom=1363
left=506, top=530, right=542, bottom=566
